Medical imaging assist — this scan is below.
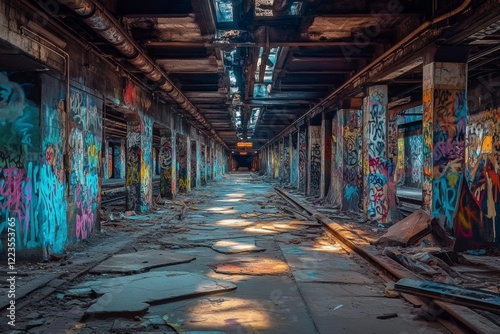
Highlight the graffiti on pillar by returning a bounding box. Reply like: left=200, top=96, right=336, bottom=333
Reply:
left=159, top=134, right=172, bottom=197
left=328, top=113, right=342, bottom=207
left=0, top=72, right=71, bottom=256
left=309, top=126, right=321, bottom=196
left=298, top=129, right=307, bottom=192
left=366, top=88, right=388, bottom=223
left=126, top=121, right=141, bottom=210
left=431, top=89, right=466, bottom=230
left=273, top=144, right=279, bottom=179
left=140, top=113, right=152, bottom=210
left=201, top=145, right=206, bottom=185
left=177, top=135, right=188, bottom=193
left=408, top=134, right=423, bottom=186
left=69, top=89, right=102, bottom=240
left=457, top=109, right=499, bottom=249
left=290, top=138, right=298, bottom=187
left=283, top=140, right=290, bottom=184
left=343, top=110, right=362, bottom=211
left=396, top=130, right=405, bottom=185
left=191, top=142, right=197, bottom=188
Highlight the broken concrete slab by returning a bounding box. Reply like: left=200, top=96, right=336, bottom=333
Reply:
left=209, top=258, right=289, bottom=275
left=293, top=269, right=376, bottom=284
left=211, top=237, right=266, bottom=254
left=70, top=271, right=236, bottom=318
left=90, top=250, right=195, bottom=274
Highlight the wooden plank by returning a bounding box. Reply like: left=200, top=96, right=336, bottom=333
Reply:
left=395, top=278, right=500, bottom=313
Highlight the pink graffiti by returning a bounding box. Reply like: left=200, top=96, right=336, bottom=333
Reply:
left=434, top=140, right=465, bottom=162
left=75, top=185, right=94, bottom=239
left=368, top=157, right=385, bottom=173
left=0, top=168, right=31, bottom=228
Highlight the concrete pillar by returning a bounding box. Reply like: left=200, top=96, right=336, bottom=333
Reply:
left=342, top=109, right=363, bottom=212
left=321, top=111, right=332, bottom=198
left=159, top=129, right=173, bottom=198
left=363, top=85, right=389, bottom=224
left=308, top=122, right=321, bottom=197
left=330, top=110, right=344, bottom=208
left=203, top=144, right=207, bottom=184
left=103, top=142, right=110, bottom=179
left=176, top=134, right=188, bottom=193
left=298, top=125, right=307, bottom=193
left=125, top=116, right=141, bottom=211
left=120, top=138, right=126, bottom=178
left=140, top=114, right=153, bottom=211
left=422, top=60, right=467, bottom=230
left=195, top=136, right=201, bottom=188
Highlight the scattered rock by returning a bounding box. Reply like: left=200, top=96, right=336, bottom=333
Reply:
left=377, top=313, right=398, bottom=319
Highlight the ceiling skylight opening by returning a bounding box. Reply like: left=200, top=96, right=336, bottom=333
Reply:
left=214, top=0, right=234, bottom=23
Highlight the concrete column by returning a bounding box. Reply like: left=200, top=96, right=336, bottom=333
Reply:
left=187, top=135, right=192, bottom=191
left=196, top=136, right=201, bottom=188
left=125, top=116, right=141, bottom=211
left=422, top=61, right=467, bottom=230
left=298, top=125, right=307, bottom=193
left=363, top=85, right=389, bottom=224
left=342, top=109, right=363, bottom=212
left=171, top=129, right=177, bottom=197
left=120, top=138, right=126, bottom=178
left=176, top=134, right=188, bottom=193
left=140, top=114, right=153, bottom=211
left=308, top=123, right=321, bottom=197
left=330, top=110, right=344, bottom=208
left=159, top=129, right=172, bottom=198
left=203, top=144, right=207, bottom=184
left=103, top=142, right=110, bottom=179
left=321, top=111, right=332, bottom=198
left=289, top=133, right=296, bottom=187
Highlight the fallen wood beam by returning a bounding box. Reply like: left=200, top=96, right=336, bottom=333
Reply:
left=395, top=278, right=500, bottom=314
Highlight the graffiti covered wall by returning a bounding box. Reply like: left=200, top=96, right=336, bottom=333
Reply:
left=69, top=88, right=102, bottom=240
left=283, top=138, right=290, bottom=184
left=458, top=108, right=500, bottom=249
left=308, top=126, right=321, bottom=196
left=298, top=127, right=307, bottom=192
left=422, top=62, right=466, bottom=232
left=140, top=112, right=153, bottom=210
left=126, top=119, right=141, bottom=209
left=290, top=134, right=298, bottom=187
left=159, top=131, right=173, bottom=197
left=177, top=134, right=188, bottom=193
left=364, top=86, right=388, bottom=223
left=343, top=110, right=363, bottom=212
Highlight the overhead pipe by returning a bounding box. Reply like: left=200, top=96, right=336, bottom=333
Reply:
left=261, top=0, right=473, bottom=150
left=55, top=0, right=229, bottom=150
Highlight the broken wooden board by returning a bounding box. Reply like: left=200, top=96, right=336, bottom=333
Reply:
left=394, top=278, right=500, bottom=313
left=90, top=250, right=195, bottom=274
left=71, top=271, right=236, bottom=318
left=376, top=209, right=435, bottom=247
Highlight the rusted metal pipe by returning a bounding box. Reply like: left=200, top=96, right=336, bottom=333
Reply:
left=55, top=0, right=229, bottom=150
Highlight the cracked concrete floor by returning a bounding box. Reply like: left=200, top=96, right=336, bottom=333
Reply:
left=7, top=172, right=450, bottom=334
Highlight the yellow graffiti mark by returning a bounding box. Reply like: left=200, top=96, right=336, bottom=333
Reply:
left=178, top=178, right=189, bottom=192
left=162, top=168, right=172, bottom=180
left=126, top=163, right=140, bottom=186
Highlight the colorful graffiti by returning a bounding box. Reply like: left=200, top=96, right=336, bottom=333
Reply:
left=343, top=110, right=362, bottom=212
left=273, top=143, right=280, bottom=180
left=176, top=134, right=188, bottom=193
left=159, top=133, right=173, bottom=197
left=298, top=128, right=307, bottom=192
left=201, top=145, right=206, bottom=185
left=365, top=86, right=388, bottom=223
left=309, top=126, right=321, bottom=196
left=431, top=88, right=467, bottom=229
left=126, top=121, right=141, bottom=210
left=140, top=113, right=152, bottom=210
left=0, top=73, right=70, bottom=257
left=290, top=137, right=299, bottom=187
left=69, top=89, right=102, bottom=239
left=191, top=141, right=197, bottom=188
left=283, top=139, right=290, bottom=184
